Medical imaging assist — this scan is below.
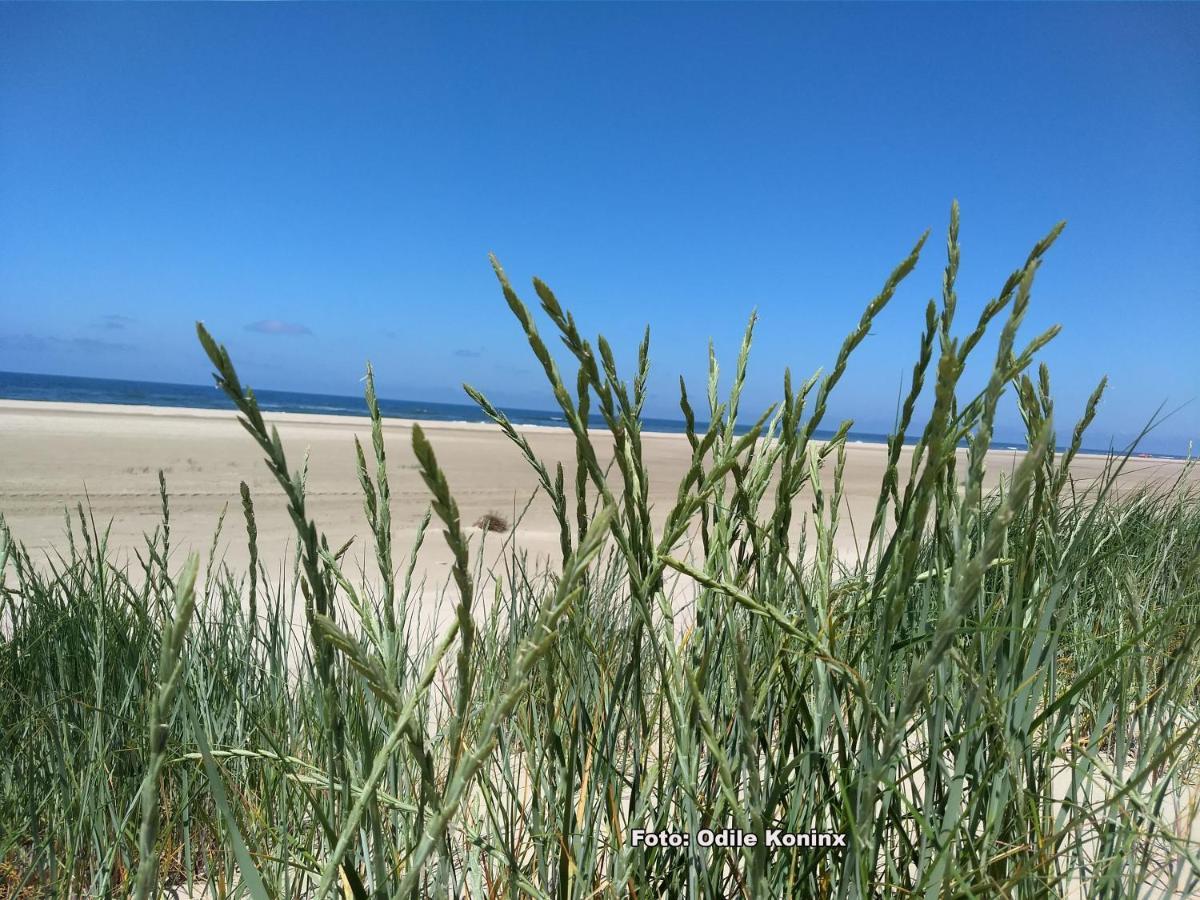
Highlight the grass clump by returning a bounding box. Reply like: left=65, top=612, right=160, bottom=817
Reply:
left=2, top=204, right=1199, bottom=898
left=473, top=512, right=509, bottom=534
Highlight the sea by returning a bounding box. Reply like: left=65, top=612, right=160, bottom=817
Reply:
left=0, top=370, right=1185, bottom=460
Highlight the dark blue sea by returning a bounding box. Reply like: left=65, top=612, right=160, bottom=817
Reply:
left=0, top=370, right=1182, bottom=460
left=0, top=369, right=759, bottom=436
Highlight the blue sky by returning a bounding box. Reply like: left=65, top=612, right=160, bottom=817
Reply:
left=2, top=3, right=1197, bottom=453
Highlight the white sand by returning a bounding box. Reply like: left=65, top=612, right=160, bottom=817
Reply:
left=0, top=399, right=1191, bottom=584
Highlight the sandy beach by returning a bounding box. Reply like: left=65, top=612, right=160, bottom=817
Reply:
left=0, top=399, right=1193, bottom=585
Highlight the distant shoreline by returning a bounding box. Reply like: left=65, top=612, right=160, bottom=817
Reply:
left=0, top=370, right=1191, bottom=462
left=0, top=397, right=1191, bottom=466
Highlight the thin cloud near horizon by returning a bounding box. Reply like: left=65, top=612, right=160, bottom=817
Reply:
left=0, top=333, right=135, bottom=353
left=245, top=319, right=312, bottom=336
left=95, top=314, right=135, bottom=331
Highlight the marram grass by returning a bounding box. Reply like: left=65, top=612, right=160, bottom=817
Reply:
left=2, top=205, right=1199, bottom=898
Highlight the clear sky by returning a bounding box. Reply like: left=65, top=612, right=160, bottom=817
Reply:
left=2, top=3, right=1197, bottom=453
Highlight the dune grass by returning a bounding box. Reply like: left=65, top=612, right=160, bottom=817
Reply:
left=2, top=205, right=1199, bottom=897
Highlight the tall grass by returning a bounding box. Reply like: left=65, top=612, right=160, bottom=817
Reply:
left=2, top=206, right=1199, bottom=897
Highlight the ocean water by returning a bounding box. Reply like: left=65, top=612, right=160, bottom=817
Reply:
left=0, top=369, right=765, bottom=436
left=0, top=370, right=1181, bottom=459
